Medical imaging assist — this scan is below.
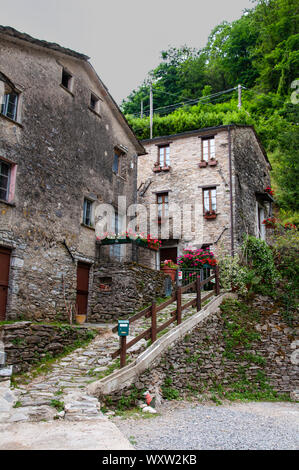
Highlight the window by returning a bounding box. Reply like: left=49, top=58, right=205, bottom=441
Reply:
left=113, top=151, right=120, bottom=174
left=157, top=192, right=169, bottom=220
left=202, top=137, right=215, bottom=162
left=1, top=81, right=19, bottom=122
left=158, top=145, right=170, bottom=167
left=0, top=160, right=10, bottom=201
left=61, top=69, right=73, bottom=91
left=90, top=93, right=100, bottom=114
left=83, top=198, right=93, bottom=226
left=113, top=148, right=126, bottom=176
left=203, top=187, right=216, bottom=215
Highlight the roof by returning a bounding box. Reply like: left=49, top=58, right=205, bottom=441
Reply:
left=0, top=25, right=145, bottom=155
left=141, top=124, right=270, bottom=167
left=0, top=25, right=90, bottom=61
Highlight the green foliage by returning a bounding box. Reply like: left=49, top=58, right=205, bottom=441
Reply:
left=242, top=235, right=279, bottom=288
left=271, top=228, right=299, bottom=325
left=50, top=399, right=65, bottom=412
left=219, top=254, right=254, bottom=295
left=220, top=299, right=261, bottom=359
left=162, top=377, right=180, bottom=400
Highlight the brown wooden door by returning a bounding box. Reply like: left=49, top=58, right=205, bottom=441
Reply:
left=76, top=262, right=90, bottom=315
left=0, top=247, right=11, bottom=321
left=160, top=247, right=178, bottom=268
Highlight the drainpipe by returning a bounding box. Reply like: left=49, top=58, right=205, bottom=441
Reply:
left=228, top=126, right=235, bottom=256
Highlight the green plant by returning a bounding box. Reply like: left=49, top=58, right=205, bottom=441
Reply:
left=161, top=377, right=180, bottom=400
left=50, top=399, right=65, bottom=412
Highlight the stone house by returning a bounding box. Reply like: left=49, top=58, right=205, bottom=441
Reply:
left=0, top=26, right=156, bottom=323
left=137, top=125, right=272, bottom=267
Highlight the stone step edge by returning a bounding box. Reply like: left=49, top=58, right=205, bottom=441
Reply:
left=88, top=292, right=236, bottom=398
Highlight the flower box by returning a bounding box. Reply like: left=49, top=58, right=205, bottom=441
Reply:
left=161, top=166, right=171, bottom=171
left=204, top=212, right=217, bottom=219
left=208, top=159, right=218, bottom=166
left=153, top=166, right=161, bottom=173
left=199, top=161, right=207, bottom=168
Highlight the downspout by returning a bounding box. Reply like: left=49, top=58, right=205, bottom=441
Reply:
left=228, top=126, right=235, bottom=256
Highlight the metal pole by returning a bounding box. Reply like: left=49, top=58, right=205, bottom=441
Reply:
left=238, top=84, right=242, bottom=109
left=150, top=83, right=153, bottom=139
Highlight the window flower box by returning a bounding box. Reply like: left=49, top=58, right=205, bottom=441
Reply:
left=161, top=165, right=171, bottom=171
left=262, top=217, right=277, bottom=229
left=208, top=159, right=218, bottom=166
left=199, top=161, right=207, bottom=168
left=204, top=210, right=217, bottom=219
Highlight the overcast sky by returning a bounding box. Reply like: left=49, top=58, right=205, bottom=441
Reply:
left=0, top=0, right=254, bottom=104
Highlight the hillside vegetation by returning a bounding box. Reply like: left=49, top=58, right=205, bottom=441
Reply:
left=122, top=0, right=299, bottom=224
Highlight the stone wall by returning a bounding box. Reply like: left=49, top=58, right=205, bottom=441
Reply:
left=232, top=127, right=272, bottom=249
left=104, top=296, right=298, bottom=404
left=89, top=261, right=172, bottom=322
left=0, top=321, right=95, bottom=373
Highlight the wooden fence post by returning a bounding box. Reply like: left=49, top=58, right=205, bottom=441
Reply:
left=151, top=300, right=157, bottom=343
left=215, top=265, right=220, bottom=295
left=177, top=286, right=182, bottom=325
left=196, top=276, right=201, bottom=311
left=120, top=336, right=127, bottom=368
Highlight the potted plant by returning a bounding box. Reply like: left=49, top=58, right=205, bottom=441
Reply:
left=265, top=186, right=274, bottom=196
left=204, top=210, right=217, bottom=219
left=161, top=259, right=178, bottom=281
left=153, top=162, right=161, bottom=172
left=262, top=217, right=277, bottom=229
left=199, top=160, right=207, bottom=168
left=75, top=306, right=86, bottom=324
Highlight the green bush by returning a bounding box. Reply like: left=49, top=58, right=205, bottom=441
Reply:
left=242, top=235, right=279, bottom=288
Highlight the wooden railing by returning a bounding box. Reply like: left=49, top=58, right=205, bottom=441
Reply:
left=112, top=266, right=220, bottom=368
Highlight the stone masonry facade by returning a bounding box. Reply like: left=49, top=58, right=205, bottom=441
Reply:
left=0, top=26, right=153, bottom=323
left=137, top=125, right=272, bottom=265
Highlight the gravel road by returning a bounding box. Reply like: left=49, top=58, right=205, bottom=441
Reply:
left=112, top=401, right=299, bottom=450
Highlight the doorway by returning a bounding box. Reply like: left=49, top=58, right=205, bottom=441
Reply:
left=0, top=247, right=11, bottom=321
left=76, top=262, right=90, bottom=316
left=160, top=247, right=178, bottom=268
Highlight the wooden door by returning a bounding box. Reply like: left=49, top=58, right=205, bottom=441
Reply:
left=0, top=247, right=11, bottom=321
left=160, top=247, right=178, bottom=268
left=76, top=262, right=90, bottom=315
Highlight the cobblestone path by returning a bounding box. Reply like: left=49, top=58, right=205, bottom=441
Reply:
left=1, top=292, right=200, bottom=423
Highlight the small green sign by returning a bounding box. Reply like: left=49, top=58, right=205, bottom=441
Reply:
left=118, top=320, right=129, bottom=337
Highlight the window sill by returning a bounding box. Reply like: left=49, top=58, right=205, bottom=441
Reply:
left=60, top=84, right=74, bottom=97
left=88, top=107, right=102, bottom=119
left=0, top=113, right=23, bottom=128
left=81, top=223, right=95, bottom=231
left=153, top=165, right=171, bottom=173
left=0, top=199, right=16, bottom=207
